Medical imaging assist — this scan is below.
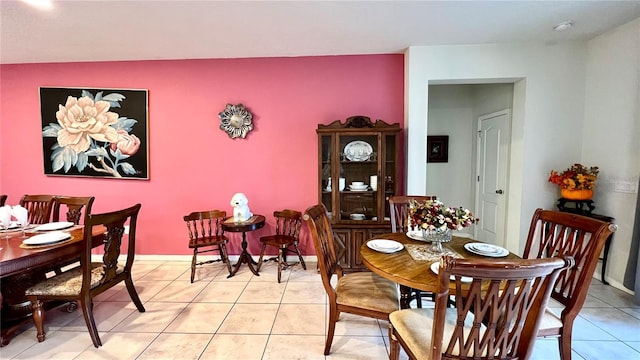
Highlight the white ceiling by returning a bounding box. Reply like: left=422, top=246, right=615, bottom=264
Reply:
left=2, top=0, right=640, bottom=65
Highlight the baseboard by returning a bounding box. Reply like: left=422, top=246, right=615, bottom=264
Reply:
left=129, top=254, right=319, bottom=263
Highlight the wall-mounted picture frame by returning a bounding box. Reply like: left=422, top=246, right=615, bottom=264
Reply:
left=427, top=135, right=448, bottom=163
left=40, top=87, right=149, bottom=179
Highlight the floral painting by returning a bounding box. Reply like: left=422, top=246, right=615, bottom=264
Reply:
left=40, top=87, right=149, bottom=179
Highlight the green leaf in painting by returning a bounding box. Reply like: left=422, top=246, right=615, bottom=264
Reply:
left=76, top=152, right=88, bottom=172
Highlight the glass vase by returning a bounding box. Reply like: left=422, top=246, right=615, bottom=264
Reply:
left=422, top=228, right=452, bottom=254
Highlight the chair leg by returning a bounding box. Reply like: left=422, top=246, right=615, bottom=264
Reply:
left=389, top=322, right=400, bottom=360
left=558, top=325, right=572, bottom=360
left=79, top=297, right=102, bottom=347
left=294, top=243, right=306, bottom=270
left=277, top=248, right=284, bottom=283
left=221, top=244, right=233, bottom=275
left=125, top=275, right=146, bottom=313
left=30, top=298, right=46, bottom=342
left=414, top=288, right=423, bottom=308
left=325, top=304, right=338, bottom=355
left=256, top=243, right=267, bottom=272
left=190, top=249, right=197, bottom=283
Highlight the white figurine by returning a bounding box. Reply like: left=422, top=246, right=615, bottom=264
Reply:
left=230, top=192, right=253, bottom=222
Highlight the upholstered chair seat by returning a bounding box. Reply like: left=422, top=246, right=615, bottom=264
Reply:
left=390, top=308, right=484, bottom=359
left=26, top=263, right=123, bottom=297
left=336, top=272, right=398, bottom=313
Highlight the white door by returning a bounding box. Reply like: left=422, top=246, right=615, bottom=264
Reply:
left=475, top=110, right=511, bottom=245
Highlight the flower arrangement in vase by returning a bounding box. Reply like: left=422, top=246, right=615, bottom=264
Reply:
left=548, top=163, right=599, bottom=200
left=409, top=199, right=478, bottom=253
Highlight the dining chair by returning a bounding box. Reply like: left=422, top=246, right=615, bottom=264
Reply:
left=52, top=196, right=95, bottom=224
left=0, top=194, right=7, bottom=206
left=256, top=209, right=306, bottom=283
left=389, top=195, right=438, bottom=309
left=25, top=203, right=145, bottom=348
left=304, top=204, right=399, bottom=355
left=184, top=210, right=232, bottom=283
left=19, top=194, right=55, bottom=224
left=389, top=255, right=574, bottom=360
left=523, top=208, right=617, bottom=360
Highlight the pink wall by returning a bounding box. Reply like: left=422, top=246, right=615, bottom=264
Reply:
left=0, top=55, right=404, bottom=256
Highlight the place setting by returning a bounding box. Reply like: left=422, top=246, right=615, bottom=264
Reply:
left=406, top=228, right=431, bottom=242
left=20, top=231, right=74, bottom=249
left=430, top=262, right=473, bottom=283
left=366, top=239, right=404, bottom=253
left=32, top=221, right=75, bottom=232
left=464, top=242, right=509, bottom=257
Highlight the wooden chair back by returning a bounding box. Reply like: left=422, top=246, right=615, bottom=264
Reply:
left=273, top=209, right=303, bottom=239
left=52, top=196, right=95, bottom=224
left=523, top=209, right=616, bottom=313
left=83, top=204, right=142, bottom=289
left=184, top=210, right=227, bottom=242
left=303, top=204, right=341, bottom=300
left=19, top=194, right=55, bottom=224
left=431, top=255, right=573, bottom=360
left=0, top=194, right=7, bottom=206
left=389, top=195, right=437, bottom=233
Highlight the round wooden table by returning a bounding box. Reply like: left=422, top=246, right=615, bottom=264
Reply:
left=360, top=232, right=520, bottom=308
left=222, top=215, right=266, bottom=277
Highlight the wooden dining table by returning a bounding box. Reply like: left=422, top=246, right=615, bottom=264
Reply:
left=0, top=225, right=103, bottom=346
left=360, top=232, right=520, bottom=308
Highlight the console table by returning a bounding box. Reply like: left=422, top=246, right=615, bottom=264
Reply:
left=556, top=198, right=614, bottom=284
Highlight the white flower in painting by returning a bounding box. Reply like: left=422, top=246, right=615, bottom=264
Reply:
left=55, top=96, right=119, bottom=152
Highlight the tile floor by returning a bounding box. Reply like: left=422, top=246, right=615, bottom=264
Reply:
left=1, top=259, right=639, bottom=360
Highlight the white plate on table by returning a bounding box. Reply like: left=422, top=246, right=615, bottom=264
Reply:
left=406, top=230, right=430, bottom=242
left=23, top=231, right=71, bottom=245
left=367, top=239, right=404, bottom=253
left=430, top=262, right=473, bottom=283
left=464, top=243, right=509, bottom=258
left=33, top=221, right=74, bottom=231
left=0, top=221, right=19, bottom=231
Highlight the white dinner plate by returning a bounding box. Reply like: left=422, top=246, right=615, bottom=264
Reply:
left=406, top=230, right=430, bottom=242
left=367, top=239, right=404, bottom=253
left=464, top=243, right=509, bottom=257
left=33, top=221, right=74, bottom=231
left=23, top=231, right=71, bottom=245
left=344, top=140, right=373, bottom=161
left=0, top=221, right=19, bottom=231
left=430, top=262, right=473, bottom=283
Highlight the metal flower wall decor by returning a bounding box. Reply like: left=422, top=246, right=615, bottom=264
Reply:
left=218, top=103, right=254, bottom=139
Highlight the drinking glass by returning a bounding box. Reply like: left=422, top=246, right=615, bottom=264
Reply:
left=17, top=219, right=30, bottom=238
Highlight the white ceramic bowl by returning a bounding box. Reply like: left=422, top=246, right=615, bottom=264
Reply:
left=351, top=181, right=365, bottom=187
left=350, top=213, right=366, bottom=220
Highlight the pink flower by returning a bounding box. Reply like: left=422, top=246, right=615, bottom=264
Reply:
left=56, top=96, right=119, bottom=152
left=110, top=129, right=140, bottom=156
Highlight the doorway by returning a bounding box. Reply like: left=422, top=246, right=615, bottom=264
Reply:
left=426, top=83, right=514, bottom=242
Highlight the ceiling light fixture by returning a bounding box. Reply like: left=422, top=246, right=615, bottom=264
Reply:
left=553, top=21, right=574, bottom=31
left=21, top=0, right=53, bottom=10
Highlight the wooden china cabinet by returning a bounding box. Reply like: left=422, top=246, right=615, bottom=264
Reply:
left=316, top=116, right=402, bottom=272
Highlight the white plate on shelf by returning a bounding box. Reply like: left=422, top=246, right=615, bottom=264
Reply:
left=367, top=239, right=404, bottom=253
left=406, top=230, right=430, bottom=242
left=430, top=262, right=473, bottom=283
left=344, top=141, right=373, bottom=161
left=23, top=231, right=71, bottom=245
left=33, top=221, right=74, bottom=232
left=464, top=243, right=509, bottom=257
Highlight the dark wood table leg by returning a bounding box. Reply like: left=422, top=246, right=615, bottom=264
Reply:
left=228, top=232, right=260, bottom=277
left=600, top=233, right=613, bottom=285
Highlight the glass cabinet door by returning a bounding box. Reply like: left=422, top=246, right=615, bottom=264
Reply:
left=320, top=134, right=333, bottom=220
left=337, top=134, right=378, bottom=222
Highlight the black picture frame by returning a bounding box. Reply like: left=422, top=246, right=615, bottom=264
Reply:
left=427, top=135, right=448, bottom=163
left=40, top=87, right=149, bottom=179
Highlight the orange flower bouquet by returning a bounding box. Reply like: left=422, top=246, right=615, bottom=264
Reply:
left=548, top=163, right=599, bottom=190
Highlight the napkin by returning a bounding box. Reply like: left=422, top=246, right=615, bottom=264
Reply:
left=0, top=205, right=12, bottom=228
left=11, top=205, right=29, bottom=226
